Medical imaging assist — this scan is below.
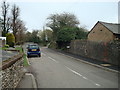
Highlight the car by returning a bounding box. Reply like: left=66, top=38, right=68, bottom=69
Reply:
left=27, top=44, right=41, bottom=58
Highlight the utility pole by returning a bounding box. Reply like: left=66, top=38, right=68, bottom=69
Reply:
left=43, top=26, right=48, bottom=42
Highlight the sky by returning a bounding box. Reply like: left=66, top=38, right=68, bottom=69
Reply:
left=118, top=1, right=120, bottom=23
left=0, top=0, right=119, bottom=32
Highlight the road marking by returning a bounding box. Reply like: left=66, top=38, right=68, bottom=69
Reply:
left=95, top=83, right=101, bottom=86
left=88, top=79, right=101, bottom=87
left=82, top=76, right=88, bottom=80
left=65, top=66, right=101, bottom=87
left=48, top=57, right=59, bottom=63
left=65, top=66, right=82, bottom=77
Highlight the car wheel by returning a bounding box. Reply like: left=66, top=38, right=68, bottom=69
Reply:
left=39, top=54, right=41, bottom=57
left=27, top=55, right=30, bottom=58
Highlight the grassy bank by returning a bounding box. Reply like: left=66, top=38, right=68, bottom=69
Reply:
left=23, top=53, right=29, bottom=66
left=0, top=47, right=7, bottom=50
left=15, top=46, right=29, bottom=66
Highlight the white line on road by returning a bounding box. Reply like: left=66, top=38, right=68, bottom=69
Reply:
left=95, top=83, right=101, bottom=86
left=82, top=76, right=88, bottom=80
left=65, top=66, right=82, bottom=77
left=48, top=57, right=59, bottom=63
left=65, top=66, right=101, bottom=87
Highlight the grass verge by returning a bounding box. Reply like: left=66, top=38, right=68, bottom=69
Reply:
left=15, top=46, right=29, bottom=66
left=15, top=47, right=23, bottom=53
left=23, top=53, right=29, bottom=66
left=0, top=47, right=7, bottom=50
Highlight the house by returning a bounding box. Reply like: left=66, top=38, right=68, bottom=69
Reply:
left=0, top=37, right=6, bottom=47
left=88, top=21, right=120, bottom=42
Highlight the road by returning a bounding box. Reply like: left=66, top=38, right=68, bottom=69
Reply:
left=27, top=47, right=118, bottom=88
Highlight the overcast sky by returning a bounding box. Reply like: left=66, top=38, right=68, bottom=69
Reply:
left=0, top=0, right=119, bottom=32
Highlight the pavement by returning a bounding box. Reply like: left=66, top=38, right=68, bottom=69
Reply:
left=17, top=46, right=119, bottom=88
left=17, top=73, right=37, bottom=89
left=16, top=43, right=37, bottom=89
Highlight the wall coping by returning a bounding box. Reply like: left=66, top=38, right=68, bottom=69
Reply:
left=1, top=53, right=24, bottom=70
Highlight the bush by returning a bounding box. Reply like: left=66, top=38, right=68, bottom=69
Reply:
left=5, top=44, right=9, bottom=48
left=6, top=33, right=15, bottom=47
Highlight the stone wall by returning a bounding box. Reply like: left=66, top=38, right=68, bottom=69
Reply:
left=2, top=53, right=24, bottom=89
left=69, top=40, right=120, bottom=65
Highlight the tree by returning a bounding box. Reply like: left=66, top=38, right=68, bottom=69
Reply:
left=25, top=30, right=41, bottom=43
left=11, top=4, right=20, bottom=41
left=0, top=17, right=3, bottom=36
left=57, top=27, right=76, bottom=48
left=25, top=31, right=32, bottom=42
left=57, top=28, right=76, bottom=42
left=1, top=1, right=11, bottom=36
left=31, top=30, right=40, bottom=43
left=75, top=27, right=88, bottom=39
left=56, top=27, right=88, bottom=49
left=16, top=20, right=27, bottom=45
left=6, top=33, right=15, bottom=47
left=46, top=12, right=79, bottom=40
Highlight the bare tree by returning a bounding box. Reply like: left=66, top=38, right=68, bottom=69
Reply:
left=11, top=4, right=20, bottom=41
left=1, top=1, right=10, bottom=36
left=16, top=19, right=27, bottom=44
left=6, top=17, right=11, bottom=33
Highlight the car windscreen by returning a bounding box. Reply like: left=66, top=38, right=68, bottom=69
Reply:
left=29, top=45, right=39, bottom=48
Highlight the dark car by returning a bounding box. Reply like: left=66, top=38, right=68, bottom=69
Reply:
left=27, top=44, right=41, bottom=58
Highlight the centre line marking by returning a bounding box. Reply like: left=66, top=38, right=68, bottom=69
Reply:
left=82, top=76, right=88, bottom=80
left=65, top=66, right=101, bottom=87
left=95, top=83, right=101, bottom=86
left=48, top=57, right=59, bottom=63
left=65, top=66, right=82, bottom=77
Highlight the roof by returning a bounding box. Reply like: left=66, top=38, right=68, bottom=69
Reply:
left=99, top=21, right=120, bottom=34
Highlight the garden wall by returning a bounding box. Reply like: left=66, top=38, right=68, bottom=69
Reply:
left=69, top=40, right=120, bottom=65
left=2, top=53, right=24, bottom=89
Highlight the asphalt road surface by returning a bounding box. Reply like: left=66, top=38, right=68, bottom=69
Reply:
left=28, top=47, right=118, bottom=88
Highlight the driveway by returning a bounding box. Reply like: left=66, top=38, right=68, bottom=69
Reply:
left=1, top=50, right=18, bottom=61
